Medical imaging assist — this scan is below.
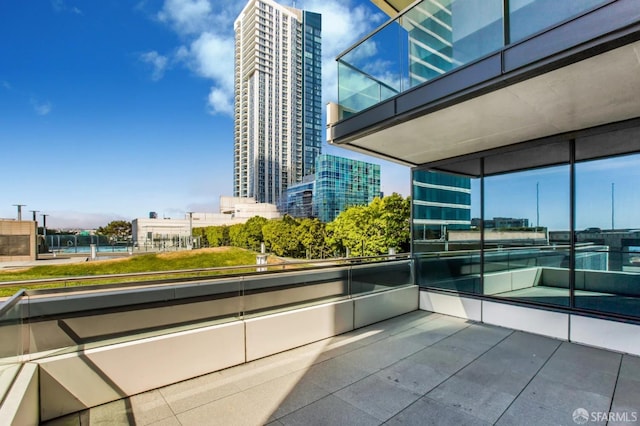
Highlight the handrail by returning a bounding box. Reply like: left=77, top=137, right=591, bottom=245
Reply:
left=337, top=59, right=400, bottom=95
left=0, top=289, right=25, bottom=316
left=0, top=253, right=411, bottom=290
left=336, top=0, right=423, bottom=60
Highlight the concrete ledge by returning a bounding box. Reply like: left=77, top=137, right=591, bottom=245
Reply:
left=482, top=301, right=569, bottom=340
left=0, top=363, right=38, bottom=426
left=419, top=290, right=482, bottom=321
left=245, top=300, right=353, bottom=362
left=570, top=315, right=640, bottom=356
left=37, top=321, right=245, bottom=421
left=354, top=286, right=419, bottom=329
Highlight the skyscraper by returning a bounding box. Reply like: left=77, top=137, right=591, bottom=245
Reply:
left=233, top=0, right=322, bottom=205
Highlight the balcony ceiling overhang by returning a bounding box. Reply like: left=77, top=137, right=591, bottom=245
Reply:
left=331, top=40, right=640, bottom=168
left=370, top=0, right=414, bottom=17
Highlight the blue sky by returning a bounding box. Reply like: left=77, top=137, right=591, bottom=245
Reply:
left=0, top=0, right=409, bottom=228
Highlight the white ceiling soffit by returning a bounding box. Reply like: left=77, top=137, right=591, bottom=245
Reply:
left=347, top=40, right=640, bottom=166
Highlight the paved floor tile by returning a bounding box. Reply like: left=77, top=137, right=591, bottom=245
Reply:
left=302, top=356, right=371, bottom=393
left=610, top=366, right=640, bottom=417
left=535, top=342, right=621, bottom=398
left=427, top=375, right=517, bottom=423
left=80, top=390, right=175, bottom=426
left=175, top=391, right=265, bottom=426
left=515, top=374, right=612, bottom=415
left=339, top=335, right=426, bottom=373
left=495, top=394, right=603, bottom=426
left=376, top=357, right=449, bottom=395
left=278, top=395, right=380, bottom=426
left=158, top=371, right=242, bottom=413
left=410, top=345, right=479, bottom=378
left=385, top=396, right=491, bottom=426
left=334, top=374, right=421, bottom=421
left=240, top=370, right=330, bottom=421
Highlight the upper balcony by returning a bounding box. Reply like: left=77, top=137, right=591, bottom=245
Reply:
left=327, top=0, right=640, bottom=167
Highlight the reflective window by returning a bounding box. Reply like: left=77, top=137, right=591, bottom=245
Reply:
left=575, top=154, right=640, bottom=317
left=413, top=167, right=482, bottom=293
left=509, top=0, right=606, bottom=42
left=483, top=165, right=569, bottom=306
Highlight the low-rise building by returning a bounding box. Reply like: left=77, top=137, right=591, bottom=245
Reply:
left=0, top=219, right=37, bottom=261
left=132, top=197, right=280, bottom=249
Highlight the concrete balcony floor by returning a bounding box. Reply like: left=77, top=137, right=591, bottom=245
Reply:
left=44, top=311, right=640, bottom=426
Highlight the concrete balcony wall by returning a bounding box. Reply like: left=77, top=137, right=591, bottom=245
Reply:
left=37, top=321, right=246, bottom=422
left=0, top=363, right=38, bottom=426
left=245, top=300, right=354, bottom=362
left=419, top=289, right=640, bottom=356
left=30, top=285, right=418, bottom=422
left=353, top=285, right=419, bottom=329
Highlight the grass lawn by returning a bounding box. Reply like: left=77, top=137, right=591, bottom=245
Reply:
left=0, top=247, right=263, bottom=297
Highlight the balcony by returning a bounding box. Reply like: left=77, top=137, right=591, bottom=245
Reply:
left=40, top=311, right=640, bottom=425
left=1, top=253, right=639, bottom=424
left=328, top=0, right=640, bottom=167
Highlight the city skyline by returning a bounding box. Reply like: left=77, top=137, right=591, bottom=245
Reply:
left=0, top=0, right=407, bottom=229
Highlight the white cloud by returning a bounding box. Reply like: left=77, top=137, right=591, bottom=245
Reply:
left=51, top=0, right=83, bottom=15
left=207, top=86, right=233, bottom=116
left=157, top=0, right=214, bottom=35
left=140, top=51, right=169, bottom=81
left=152, top=0, right=385, bottom=115
left=31, top=98, right=52, bottom=116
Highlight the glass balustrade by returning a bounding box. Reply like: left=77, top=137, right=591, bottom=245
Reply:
left=336, top=0, right=607, bottom=118
left=0, top=257, right=415, bottom=359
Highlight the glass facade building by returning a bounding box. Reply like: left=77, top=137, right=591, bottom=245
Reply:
left=329, top=0, right=640, bottom=345
left=314, top=154, right=380, bottom=223
left=285, top=178, right=314, bottom=218
left=233, top=0, right=321, bottom=205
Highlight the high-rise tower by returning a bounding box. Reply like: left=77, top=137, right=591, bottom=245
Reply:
left=233, top=0, right=322, bottom=205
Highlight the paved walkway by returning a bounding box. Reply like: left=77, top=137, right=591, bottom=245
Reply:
left=44, top=311, right=640, bottom=425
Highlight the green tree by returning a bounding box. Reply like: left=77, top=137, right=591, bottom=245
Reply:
left=195, top=226, right=229, bottom=247
left=263, top=216, right=300, bottom=257
left=297, top=218, right=329, bottom=259
left=227, top=217, right=267, bottom=250
left=326, top=193, right=410, bottom=256
left=243, top=216, right=267, bottom=250
left=96, top=220, right=132, bottom=241
left=228, top=223, right=245, bottom=248
left=380, top=193, right=411, bottom=252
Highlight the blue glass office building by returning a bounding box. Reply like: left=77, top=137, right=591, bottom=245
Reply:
left=314, top=154, right=380, bottom=223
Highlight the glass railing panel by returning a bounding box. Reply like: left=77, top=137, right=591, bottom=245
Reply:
left=508, top=0, right=608, bottom=43
left=575, top=248, right=640, bottom=319
left=242, top=267, right=350, bottom=318
left=337, top=18, right=407, bottom=118
left=0, top=291, right=25, bottom=363
left=350, top=259, right=414, bottom=296
left=415, top=251, right=481, bottom=293
left=24, top=279, right=243, bottom=358
left=0, top=291, right=25, bottom=405
left=337, top=0, right=503, bottom=117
